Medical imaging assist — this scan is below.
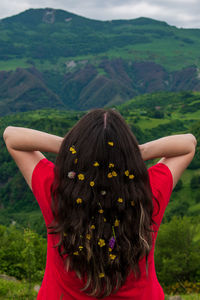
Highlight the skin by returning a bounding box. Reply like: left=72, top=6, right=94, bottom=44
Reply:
left=3, top=126, right=197, bottom=191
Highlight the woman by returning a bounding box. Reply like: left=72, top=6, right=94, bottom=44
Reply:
left=3, top=108, right=196, bottom=299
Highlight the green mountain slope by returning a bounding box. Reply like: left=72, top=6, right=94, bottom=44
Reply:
left=1, top=8, right=200, bottom=114
left=0, top=91, right=200, bottom=235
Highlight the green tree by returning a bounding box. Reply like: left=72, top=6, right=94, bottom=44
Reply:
left=155, top=216, right=200, bottom=286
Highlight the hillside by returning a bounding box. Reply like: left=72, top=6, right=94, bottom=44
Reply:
left=0, top=8, right=200, bottom=114
left=0, top=91, right=200, bottom=236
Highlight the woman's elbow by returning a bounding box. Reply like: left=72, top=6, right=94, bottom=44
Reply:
left=188, top=133, right=197, bottom=148
left=3, top=126, right=15, bottom=144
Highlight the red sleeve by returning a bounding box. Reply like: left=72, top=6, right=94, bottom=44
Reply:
left=148, top=163, right=173, bottom=228
left=31, top=158, right=55, bottom=227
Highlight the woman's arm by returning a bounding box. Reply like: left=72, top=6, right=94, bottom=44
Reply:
left=139, top=134, right=197, bottom=189
left=3, top=126, right=63, bottom=153
left=3, top=126, right=64, bottom=190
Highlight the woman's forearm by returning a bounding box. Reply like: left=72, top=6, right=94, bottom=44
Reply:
left=3, top=126, right=63, bottom=154
left=139, top=134, right=197, bottom=161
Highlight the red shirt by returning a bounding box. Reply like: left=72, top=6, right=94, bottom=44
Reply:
left=32, top=159, right=173, bottom=300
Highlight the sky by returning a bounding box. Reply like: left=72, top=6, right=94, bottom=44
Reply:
left=0, top=0, right=200, bottom=29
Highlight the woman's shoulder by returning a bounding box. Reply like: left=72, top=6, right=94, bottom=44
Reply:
left=148, top=163, right=173, bottom=184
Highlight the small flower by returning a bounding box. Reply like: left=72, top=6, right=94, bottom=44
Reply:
left=90, top=181, right=95, bottom=187
left=108, top=141, right=114, bottom=146
left=104, top=218, right=106, bottom=222
left=93, top=161, right=99, bottom=167
left=99, top=209, right=104, bottom=214
left=86, top=234, right=91, bottom=240
left=109, top=254, right=116, bottom=260
left=109, top=247, right=112, bottom=252
left=129, top=174, right=135, bottom=179
left=117, top=197, right=123, bottom=203
left=79, top=246, right=83, bottom=251
left=112, top=171, right=117, bottom=177
left=76, top=198, right=82, bottom=204
left=125, top=170, right=129, bottom=176
left=69, top=146, right=76, bottom=154
left=74, top=158, right=78, bottom=164
left=108, top=172, right=113, bottom=178
left=109, top=163, right=115, bottom=168
left=98, top=239, right=106, bottom=247
left=78, top=174, right=85, bottom=180
left=131, top=200, right=135, bottom=207
left=91, top=225, right=95, bottom=229
left=73, top=251, right=79, bottom=255
left=101, top=190, right=107, bottom=196
left=99, top=273, right=105, bottom=278
left=68, top=171, right=76, bottom=179
left=114, top=219, right=120, bottom=227
left=109, top=236, right=116, bottom=249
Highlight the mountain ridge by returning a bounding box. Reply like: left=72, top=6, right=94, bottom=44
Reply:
left=0, top=8, right=200, bottom=114
left=0, top=8, right=170, bottom=27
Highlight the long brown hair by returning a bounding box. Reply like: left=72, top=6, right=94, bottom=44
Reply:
left=48, top=108, right=159, bottom=298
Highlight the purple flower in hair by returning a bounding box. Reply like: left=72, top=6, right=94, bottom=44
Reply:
left=109, top=236, right=115, bottom=250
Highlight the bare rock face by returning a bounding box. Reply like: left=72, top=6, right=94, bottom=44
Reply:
left=168, top=296, right=182, bottom=300
left=43, top=9, right=55, bottom=24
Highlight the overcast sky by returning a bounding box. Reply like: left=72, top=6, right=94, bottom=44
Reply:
left=0, top=0, right=200, bottom=29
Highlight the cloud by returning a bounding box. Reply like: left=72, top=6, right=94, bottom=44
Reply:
left=0, top=0, right=199, bottom=28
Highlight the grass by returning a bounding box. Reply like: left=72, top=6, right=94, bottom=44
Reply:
left=0, top=278, right=199, bottom=299
left=136, top=116, right=170, bottom=130
left=0, top=59, right=30, bottom=71
left=0, top=278, right=37, bottom=299
left=165, top=295, right=200, bottom=300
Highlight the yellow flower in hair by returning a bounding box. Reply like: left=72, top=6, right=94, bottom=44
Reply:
left=117, top=197, right=123, bottom=203
left=78, top=174, right=85, bottom=180
left=109, top=247, right=112, bottom=252
left=125, top=170, right=129, bottom=176
left=99, top=209, right=104, bottom=214
left=108, top=172, right=113, bottom=178
left=112, top=171, right=117, bottom=177
left=90, top=181, right=95, bottom=187
left=73, top=251, right=79, bottom=255
left=98, top=239, right=106, bottom=247
left=109, top=163, right=115, bottom=168
left=109, top=254, right=116, bottom=260
left=99, top=273, right=105, bottom=278
left=93, top=161, right=99, bottom=167
left=70, top=146, right=76, bottom=154
left=108, top=141, right=114, bottom=146
left=131, top=200, right=135, bottom=207
left=79, top=246, right=83, bottom=250
left=129, top=174, right=135, bottom=179
left=91, top=225, right=95, bottom=229
left=86, top=234, right=91, bottom=240
left=114, top=219, right=120, bottom=227
left=76, top=198, right=82, bottom=204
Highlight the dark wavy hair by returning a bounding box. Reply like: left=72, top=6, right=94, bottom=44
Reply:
left=48, top=108, right=159, bottom=298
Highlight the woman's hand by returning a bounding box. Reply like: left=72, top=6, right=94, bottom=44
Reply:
left=139, top=134, right=197, bottom=189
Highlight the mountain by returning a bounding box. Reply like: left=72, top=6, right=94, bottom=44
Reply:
left=1, top=8, right=200, bottom=114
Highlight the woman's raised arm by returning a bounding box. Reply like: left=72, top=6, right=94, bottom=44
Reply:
left=3, top=126, right=63, bottom=190
left=139, top=134, right=197, bottom=189
left=3, top=126, right=63, bottom=153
